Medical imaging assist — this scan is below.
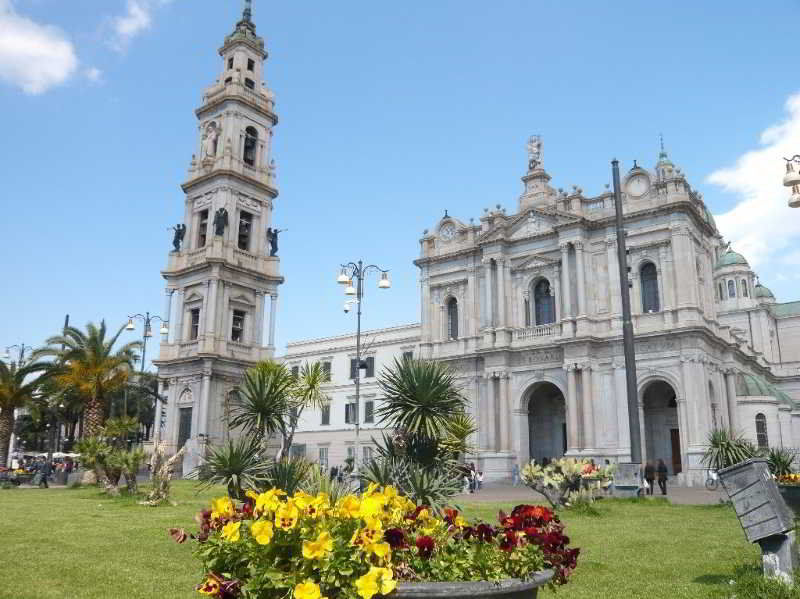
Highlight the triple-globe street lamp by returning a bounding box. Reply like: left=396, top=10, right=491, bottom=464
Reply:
left=126, top=312, right=168, bottom=443
left=2, top=343, right=34, bottom=365
left=782, top=156, right=800, bottom=208
left=336, top=261, right=391, bottom=476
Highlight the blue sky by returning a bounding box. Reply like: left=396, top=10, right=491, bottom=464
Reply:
left=2, top=0, right=799, bottom=365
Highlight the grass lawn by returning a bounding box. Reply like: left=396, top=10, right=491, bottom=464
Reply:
left=0, top=482, right=770, bottom=599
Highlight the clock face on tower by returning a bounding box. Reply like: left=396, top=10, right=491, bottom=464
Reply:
left=440, top=223, right=456, bottom=241
left=626, top=174, right=650, bottom=197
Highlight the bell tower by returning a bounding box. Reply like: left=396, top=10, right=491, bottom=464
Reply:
left=155, top=1, right=284, bottom=457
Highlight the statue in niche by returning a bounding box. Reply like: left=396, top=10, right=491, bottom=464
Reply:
left=204, top=123, right=219, bottom=158
left=213, top=207, right=229, bottom=236
left=170, top=224, right=186, bottom=252
left=269, top=158, right=277, bottom=181
left=526, top=135, right=542, bottom=170
left=266, top=227, right=286, bottom=256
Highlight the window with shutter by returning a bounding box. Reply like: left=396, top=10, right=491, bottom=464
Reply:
left=291, top=365, right=299, bottom=379
left=320, top=404, right=330, bottom=426
left=640, top=263, right=660, bottom=313
left=322, top=361, right=332, bottom=381
left=756, top=413, right=769, bottom=449
left=349, top=359, right=357, bottom=380
left=364, top=400, right=374, bottom=424
left=345, top=403, right=356, bottom=424
left=533, top=279, right=555, bottom=325
left=365, top=357, right=375, bottom=378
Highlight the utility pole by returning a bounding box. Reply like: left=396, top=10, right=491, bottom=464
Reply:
left=612, top=159, right=642, bottom=465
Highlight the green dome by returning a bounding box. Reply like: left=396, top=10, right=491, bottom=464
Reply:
left=736, top=374, right=795, bottom=408
left=754, top=284, right=775, bottom=299
left=715, top=250, right=749, bottom=269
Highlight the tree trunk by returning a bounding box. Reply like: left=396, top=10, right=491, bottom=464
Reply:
left=84, top=396, right=105, bottom=437
left=0, top=409, right=14, bottom=468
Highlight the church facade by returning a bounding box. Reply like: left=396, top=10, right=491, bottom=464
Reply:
left=155, top=6, right=283, bottom=465
left=287, top=140, right=800, bottom=485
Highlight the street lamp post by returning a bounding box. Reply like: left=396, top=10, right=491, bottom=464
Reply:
left=782, top=156, right=800, bottom=208
left=337, top=261, right=391, bottom=477
left=2, top=343, right=33, bottom=366
left=126, top=312, right=168, bottom=444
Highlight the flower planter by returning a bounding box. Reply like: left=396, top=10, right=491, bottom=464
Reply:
left=777, top=485, right=800, bottom=519
left=393, top=570, right=554, bottom=599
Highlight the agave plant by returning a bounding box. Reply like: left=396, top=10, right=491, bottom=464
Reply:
left=302, top=464, right=352, bottom=503
left=766, top=447, right=796, bottom=477
left=194, top=435, right=270, bottom=500
left=702, top=429, right=757, bottom=471
left=107, top=448, right=146, bottom=494
left=263, top=457, right=313, bottom=495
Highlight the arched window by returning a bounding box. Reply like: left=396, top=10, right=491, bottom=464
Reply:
left=640, top=262, right=660, bottom=313
left=755, top=413, right=769, bottom=449
left=243, top=126, right=258, bottom=167
left=533, top=279, right=555, bottom=325
left=727, top=279, right=736, bottom=298
left=446, top=297, right=459, bottom=340
left=741, top=279, right=749, bottom=297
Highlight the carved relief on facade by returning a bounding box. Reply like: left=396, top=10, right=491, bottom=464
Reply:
left=510, top=348, right=564, bottom=366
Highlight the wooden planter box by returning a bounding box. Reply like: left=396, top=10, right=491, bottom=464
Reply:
left=393, top=570, right=554, bottom=599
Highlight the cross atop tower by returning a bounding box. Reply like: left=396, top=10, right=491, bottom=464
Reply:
left=242, top=0, right=252, bottom=22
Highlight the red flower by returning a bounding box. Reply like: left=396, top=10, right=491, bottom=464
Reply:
left=475, top=523, right=495, bottom=542
left=168, top=527, right=188, bottom=544
left=416, top=535, right=435, bottom=559
left=443, top=508, right=459, bottom=525
left=406, top=505, right=431, bottom=521
left=499, top=531, right=519, bottom=552
left=384, top=528, right=408, bottom=549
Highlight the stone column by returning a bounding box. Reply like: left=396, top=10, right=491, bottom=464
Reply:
left=670, top=225, right=698, bottom=308
left=200, top=281, right=209, bottom=337
left=483, top=258, right=493, bottom=328
left=560, top=243, right=572, bottom=320
left=486, top=374, right=497, bottom=451
left=497, top=258, right=506, bottom=328
left=199, top=369, right=211, bottom=437
left=575, top=241, right=587, bottom=318
left=163, top=289, right=174, bottom=342
left=173, top=291, right=184, bottom=344
left=725, top=369, right=738, bottom=434
left=439, top=305, right=447, bottom=341
left=614, top=361, right=631, bottom=458
left=268, top=294, right=278, bottom=348
left=205, top=279, right=219, bottom=338
left=466, top=270, right=476, bottom=337
left=565, top=364, right=579, bottom=452
left=421, top=267, right=431, bottom=345
left=606, top=236, right=621, bottom=318
left=581, top=365, right=594, bottom=450
left=499, top=373, right=510, bottom=450
left=659, top=244, right=675, bottom=312
left=254, top=290, right=264, bottom=346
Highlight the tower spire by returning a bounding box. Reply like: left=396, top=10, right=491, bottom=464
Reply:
left=243, top=0, right=252, bottom=22
left=659, top=132, right=668, bottom=160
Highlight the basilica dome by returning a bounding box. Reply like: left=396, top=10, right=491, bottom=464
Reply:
left=715, top=249, right=749, bottom=269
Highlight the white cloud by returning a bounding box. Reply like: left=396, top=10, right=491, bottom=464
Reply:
left=85, top=66, right=102, bottom=83
left=709, top=93, right=800, bottom=269
left=0, top=0, right=78, bottom=94
left=110, top=0, right=173, bottom=52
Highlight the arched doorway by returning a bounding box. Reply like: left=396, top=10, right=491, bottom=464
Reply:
left=526, top=382, right=567, bottom=465
left=643, top=381, right=681, bottom=475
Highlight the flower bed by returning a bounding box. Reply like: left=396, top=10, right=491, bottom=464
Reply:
left=170, top=484, right=579, bottom=598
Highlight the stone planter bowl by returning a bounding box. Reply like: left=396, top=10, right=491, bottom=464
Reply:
left=777, top=485, right=800, bottom=519
left=392, top=570, right=554, bottom=599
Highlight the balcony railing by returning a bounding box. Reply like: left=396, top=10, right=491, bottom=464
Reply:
left=514, top=323, right=561, bottom=340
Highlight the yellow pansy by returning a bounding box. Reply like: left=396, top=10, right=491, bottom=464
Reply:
left=365, top=541, right=391, bottom=560
left=382, top=486, right=398, bottom=501
left=256, top=489, right=286, bottom=515
left=221, top=521, right=241, bottom=542
left=337, top=495, right=361, bottom=518
left=246, top=489, right=259, bottom=501
left=360, top=494, right=387, bottom=519
left=294, top=490, right=315, bottom=509
left=198, top=576, right=221, bottom=596
left=302, top=530, right=334, bottom=559
left=355, top=567, right=396, bottom=599
left=211, top=496, right=234, bottom=520
left=365, top=482, right=381, bottom=496
left=294, top=580, right=327, bottom=599
left=275, top=499, right=300, bottom=530
left=251, top=520, right=274, bottom=545
left=454, top=516, right=468, bottom=528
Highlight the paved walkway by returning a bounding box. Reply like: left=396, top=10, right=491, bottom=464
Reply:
left=457, top=482, right=726, bottom=505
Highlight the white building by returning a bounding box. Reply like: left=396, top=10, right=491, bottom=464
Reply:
left=155, top=6, right=283, bottom=463
left=286, top=139, right=800, bottom=485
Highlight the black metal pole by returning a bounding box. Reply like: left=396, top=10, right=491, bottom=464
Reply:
left=354, top=261, right=363, bottom=476
left=612, top=159, right=642, bottom=464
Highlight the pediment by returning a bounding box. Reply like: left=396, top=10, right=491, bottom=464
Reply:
left=229, top=293, right=256, bottom=307
left=511, top=253, right=560, bottom=272
left=184, top=291, right=203, bottom=303
left=508, top=208, right=557, bottom=239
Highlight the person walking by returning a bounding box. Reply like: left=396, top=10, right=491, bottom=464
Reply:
left=39, top=460, right=51, bottom=489
left=477, top=471, right=484, bottom=491
left=657, top=459, right=669, bottom=495
left=643, top=461, right=655, bottom=496
left=511, top=463, right=520, bottom=486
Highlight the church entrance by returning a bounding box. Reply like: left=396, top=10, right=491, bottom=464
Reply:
left=643, top=381, right=682, bottom=475
left=526, top=382, right=567, bottom=465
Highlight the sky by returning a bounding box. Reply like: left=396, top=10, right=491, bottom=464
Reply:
left=2, top=0, right=800, bottom=366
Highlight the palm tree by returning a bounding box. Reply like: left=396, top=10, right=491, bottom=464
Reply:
left=0, top=360, right=52, bottom=467
left=282, top=362, right=329, bottom=457
left=36, top=321, right=141, bottom=437
left=229, top=360, right=294, bottom=447
left=376, top=358, right=466, bottom=438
